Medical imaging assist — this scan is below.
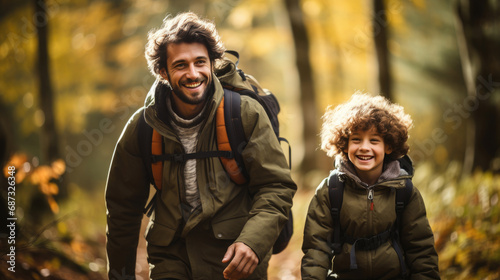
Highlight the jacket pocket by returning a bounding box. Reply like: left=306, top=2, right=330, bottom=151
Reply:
left=211, top=215, right=248, bottom=240
left=145, top=221, right=176, bottom=246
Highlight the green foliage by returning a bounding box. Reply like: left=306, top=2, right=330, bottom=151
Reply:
left=414, top=161, right=500, bottom=279
left=1, top=153, right=106, bottom=279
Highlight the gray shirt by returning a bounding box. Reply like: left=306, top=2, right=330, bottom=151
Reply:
left=166, top=98, right=205, bottom=211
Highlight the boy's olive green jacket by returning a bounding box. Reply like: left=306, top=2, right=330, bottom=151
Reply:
left=105, top=76, right=296, bottom=278
left=301, top=160, right=439, bottom=280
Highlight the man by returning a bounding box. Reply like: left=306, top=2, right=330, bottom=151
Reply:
left=105, top=12, right=296, bottom=280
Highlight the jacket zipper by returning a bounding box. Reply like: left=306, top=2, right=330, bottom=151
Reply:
left=367, top=186, right=374, bottom=276
left=368, top=188, right=374, bottom=211
left=178, top=160, right=193, bottom=222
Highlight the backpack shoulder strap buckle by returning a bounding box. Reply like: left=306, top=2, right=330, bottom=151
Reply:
left=173, top=153, right=185, bottom=163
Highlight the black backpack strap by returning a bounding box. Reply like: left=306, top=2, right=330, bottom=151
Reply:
left=328, top=171, right=345, bottom=255
left=395, top=179, right=413, bottom=223
left=223, top=88, right=293, bottom=254
left=223, top=88, right=249, bottom=181
left=137, top=110, right=157, bottom=217
left=278, top=137, right=292, bottom=169
left=272, top=210, right=293, bottom=254
left=345, top=229, right=392, bottom=270
left=398, top=155, right=414, bottom=176
left=393, top=178, right=413, bottom=278
left=150, top=151, right=233, bottom=163
left=225, top=50, right=241, bottom=67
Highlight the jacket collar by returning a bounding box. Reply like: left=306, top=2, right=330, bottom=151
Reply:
left=336, top=156, right=411, bottom=188
left=143, top=73, right=224, bottom=135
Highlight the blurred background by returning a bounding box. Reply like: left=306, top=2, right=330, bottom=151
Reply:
left=1, top=0, right=499, bottom=279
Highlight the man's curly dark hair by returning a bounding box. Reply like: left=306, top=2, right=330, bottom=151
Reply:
left=145, top=12, right=226, bottom=84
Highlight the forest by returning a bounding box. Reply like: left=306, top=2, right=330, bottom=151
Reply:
left=0, top=0, right=499, bottom=279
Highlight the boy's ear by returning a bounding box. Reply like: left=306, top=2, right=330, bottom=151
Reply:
left=385, top=145, right=393, bottom=155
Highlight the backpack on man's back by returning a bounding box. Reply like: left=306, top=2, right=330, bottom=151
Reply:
left=137, top=51, right=293, bottom=254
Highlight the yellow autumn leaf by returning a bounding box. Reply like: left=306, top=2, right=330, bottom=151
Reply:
left=48, top=183, right=59, bottom=195
left=455, top=249, right=469, bottom=267
left=47, top=196, right=60, bottom=214
left=51, top=159, right=66, bottom=176
left=40, top=182, right=50, bottom=195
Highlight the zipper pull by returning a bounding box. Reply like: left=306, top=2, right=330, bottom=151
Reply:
left=368, top=189, right=374, bottom=211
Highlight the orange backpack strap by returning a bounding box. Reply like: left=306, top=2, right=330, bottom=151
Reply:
left=216, top=96, right=247, bottom=185
left=151, top=129, right=163, bottom=190
left=149, top=97, right=246, bottom=189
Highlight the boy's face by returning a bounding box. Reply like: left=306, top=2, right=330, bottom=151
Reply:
left=345, top=127, right=392, bottom=185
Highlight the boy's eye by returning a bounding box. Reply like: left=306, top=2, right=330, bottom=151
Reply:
left=370, top=138, right=380, bottom=143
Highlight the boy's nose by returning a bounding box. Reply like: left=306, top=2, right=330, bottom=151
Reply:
left=359, top=140, right=370, bottom=150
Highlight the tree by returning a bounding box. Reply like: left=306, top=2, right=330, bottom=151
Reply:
left=373, top=0, right=392, bottom=100
left=31, top=0, right=67, bottom=216
left=0, top=0, right=30, bottom=20
left=284, top=0, right=319, bottom=174
left=34, top=0, right=59, bottom=163
left=456, top=0, right=500, bottom=172
left=0, top=99, right=11, bottom=238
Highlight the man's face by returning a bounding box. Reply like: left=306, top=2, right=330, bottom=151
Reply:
left=161, top=42, right=212, bottom=106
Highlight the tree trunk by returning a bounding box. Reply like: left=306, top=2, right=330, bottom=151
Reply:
left=34, top=0, right=68, bottom=204
left=284, top=0, right=319, bottom=174
left=35, top=0, right=59, bottom=163
left=372, top=0, right=392, bottom=100
left=456, top=0, right=500, bottom=172
left=0, top=0, right=30, bottom=20
left=0, top=102, right=11, bottom=237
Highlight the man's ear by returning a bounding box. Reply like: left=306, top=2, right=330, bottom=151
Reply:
left=159, top=68, right=172, bottom=89
left=159, top=68, right=169, bottom=82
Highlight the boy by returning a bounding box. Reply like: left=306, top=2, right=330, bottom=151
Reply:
left=301, top=93, right=439, bottom=279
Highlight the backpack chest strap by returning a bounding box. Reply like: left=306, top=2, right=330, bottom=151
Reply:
left=345, top=229, right=392, bottom=270
left=344, top=229, right=392, bottom=250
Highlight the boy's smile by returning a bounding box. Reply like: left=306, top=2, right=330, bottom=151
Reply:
left=345, top=127, right=392, bottom=185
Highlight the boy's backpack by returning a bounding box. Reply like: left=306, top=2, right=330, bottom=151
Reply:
left=328, top=155, right=413, bottom=278
left=138, top=50, right=293, bottom=254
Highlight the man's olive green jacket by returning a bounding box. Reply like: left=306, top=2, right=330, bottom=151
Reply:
left=301, top=159, right=439, bottom=280
left=105, top=76, right=296, bottom=279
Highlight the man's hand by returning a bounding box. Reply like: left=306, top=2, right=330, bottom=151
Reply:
left=222, top=242, right=259, bottom=280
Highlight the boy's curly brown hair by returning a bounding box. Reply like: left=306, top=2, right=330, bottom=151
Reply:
left=320, top=92, right=413, bottom=161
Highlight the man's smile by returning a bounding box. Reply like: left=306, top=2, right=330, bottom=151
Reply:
left=183, top=80, right=204, bottom=89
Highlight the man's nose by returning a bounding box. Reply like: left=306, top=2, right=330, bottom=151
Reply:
left=186, top=64, right=198, bottom=80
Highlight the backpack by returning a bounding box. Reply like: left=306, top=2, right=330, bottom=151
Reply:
left=137, top=50, right=293, bottom=254
left=328, top=155, right=413, bottom=278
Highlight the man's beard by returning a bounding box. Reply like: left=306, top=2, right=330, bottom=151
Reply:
left=171, top=81, right=210, bottom=105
